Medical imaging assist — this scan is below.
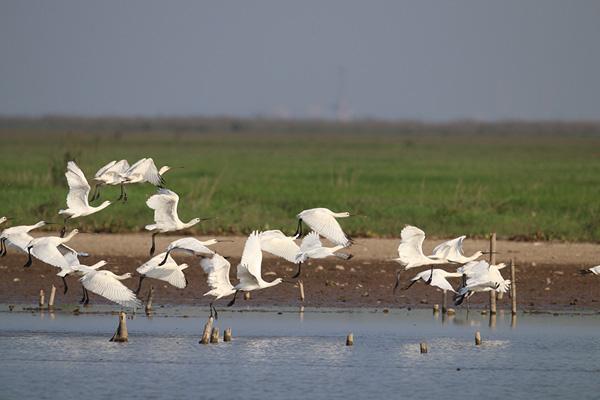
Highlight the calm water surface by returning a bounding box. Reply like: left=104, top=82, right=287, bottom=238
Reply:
left=1, top=307, right=599, bottom=400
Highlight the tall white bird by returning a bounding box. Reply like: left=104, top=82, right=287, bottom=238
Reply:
left=454, top=260, right=511, bottom=305
left=402, top=267, right=463, bottom=293
left=158, top=237, right=220, bottom=265
left=1, top=220, right=47, bottom=256
left=295, top=208, right=353, bottom=247
left=119, top=158, right=172, bottom=201
left=259, top=230, right=302, bottom=276
left=227, top=231, right=285, bottom=307
left=135, top=251, right=189, bottom=295
left=145, top=189, right=206, bottom=256
left=293, top=231, right=353, bottom=277
left=57, top=260, right=107, bottom=304
left=430, top=236, right=487, bottom=264
left=58, top=161, right=111, bottom=236
left=91, top=159, right=130, bottom=201
left=76, top=264, right=141, bottom=309
left=580, top=265, right=600, bottom=275
left=200, top=254, right=236, bottom=319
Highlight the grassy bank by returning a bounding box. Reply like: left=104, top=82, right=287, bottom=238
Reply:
left=1, top=118, right=599, bottom=241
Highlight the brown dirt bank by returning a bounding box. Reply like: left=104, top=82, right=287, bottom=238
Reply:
left=1, top=251, right=599, bottom=311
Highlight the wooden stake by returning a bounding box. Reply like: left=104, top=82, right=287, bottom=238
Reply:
left=210, top=327, right=219, bottom=343
left=244, top=292, right=251, bottom=301
left=441, top=290, right=448, bottom=314
left=223, top=328, right=232, bottom=342
left=145, top=286, right=154, bottom=314
left=48, top=285, right=56, bottom=310
left=475, top=331, right=482, bottom=345
left=298, top=280, right=305, bottom=302
left=346, top=333, right=354, bottom=346
left=420, top=342, right=428, bottom=353
left=510, top=259, right=517, bottom=315
left=39, top=289, right=45, bottom=308
left=200, top=316, right=214, bottom=344
left=446, top=308, right=456, bottom=316
left=489, top=233, right=497, bottom=315
left=433, top=304, right=440, bottom=313
left=110, top=312, right=129, bottom=342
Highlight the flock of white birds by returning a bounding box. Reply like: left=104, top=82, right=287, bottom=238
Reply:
left=1, top=159, right=598, bottom=316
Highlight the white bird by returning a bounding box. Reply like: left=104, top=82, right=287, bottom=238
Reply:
left=1, top=220, right=47, bottom=256
left=295, top=208, right=352, bottom=247
left=119, top=158, right=172, bottom=201
left=454, top=260, right=510, bottom=305
left=91, top=159, right=130, bottom=201
left=145, top=188, right=206, bottom=256
left=430, top=236, right=486, bottom=264
left=580, top=265, right=600, bottom=275
left=394, top=226, right=448, bottom=270
left=200, top=254, right=236, bottom=319
left=402, top=268, right=463, bottom=293
left=227, top=231, right=285, bottom=307
left=76, top=265, right=141, bottom=309
left=58, top=161, right=111, bottom=236
left=57, top=260, right=107, bottom=304
left=259, top=230, right=302, bottom=276
left=158, top=237, right=219, bottom=265
left=293, top=231, right=352, bottom=277
left=135, top=251, right=189, bottom=295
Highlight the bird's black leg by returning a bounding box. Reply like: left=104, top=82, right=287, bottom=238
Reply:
left=209, top=302, right=214, bottom=319
left=23, top=246, right=33, bottom=268
left=293, top=219, right=303, bottom=237
left=158, top=250, right=171, bottom=266
left=291, top=262, right=302, bottom=279
left=403, top=279, right=419, bottom=291
left=84, top=287, right=90, bottom=306
left=227, top=290, right=239, bottom=307
left=117, top=183, right=124, bottom=201
left=123, top=189, right=128, bottom=203
left=60, top=218, right=67, bottom=238
left=80, top=284, right=86, bottom=303
left=90, top=184, right=99, bottom=201
left=62, top=276, right=69, bottom=294
left=213, top=304, right=218, bottom=320
left=393, top=270, right=402, bottom=294
left=135, top=275, right=145, bottom=295
left=425, top=267, right=434, bottom=285
left=149, top=232, right=158, bottom=256
left=0, top=238, right=6, bottom=257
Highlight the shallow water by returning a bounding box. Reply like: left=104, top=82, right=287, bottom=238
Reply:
left=1, top=307, right=599, bottom=400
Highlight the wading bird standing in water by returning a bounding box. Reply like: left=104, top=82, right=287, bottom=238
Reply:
left=118, top=158, right=172, bottom=202
left=227, top=231, right=286, bottom=307
left=200, top=254, right=236, bottom=319
left=58, top=161, right=111, bottom=236
left=145, top=189, right=206, bottom=256
left=294, top=208, right=353, bottom=247
left=90, top=159, right=130, bottom=201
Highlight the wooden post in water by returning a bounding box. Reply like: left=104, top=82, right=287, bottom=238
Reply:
left=475, top=331, right=482, bottom=345
left=489, top=233, right=497, bottom=315
left=441, top=290, right=448, bottom=314
left=298, top=280, right=305, bottom=302
left=244, top=292, right=251, bottom=301
left=38, top=289, right=45, bottom=309
left=433, top=304, right=440, bottom=313
left=48, top=285, right=56, bottom=310
left=510, top=259, right=517, bottom=315
left=346, top=333, right=354, bottom=346
left=223, top=328, right=232, bottom=342
left=420, top=342, right=428, bottom=354
left=210, top=327, right=219, bottom=343
left=145, top=286, right=154, bottom=314
left=200, top=317, right=214, bottom=344
left=110, top=312, right=129, bottom=342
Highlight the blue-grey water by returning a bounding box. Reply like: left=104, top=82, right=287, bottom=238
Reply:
left=1, top=307, right=599, bottom=400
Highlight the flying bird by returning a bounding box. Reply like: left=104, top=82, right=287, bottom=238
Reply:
left=57, top=260, right=107, bottom=304
left=200, top=254, right=236, bottom=319
left=145, top=189, right=206, bottom=256
left=454, top=261, right=511, bottom=306
left=58, top=161, right=111, bottom=236
left=1, top=220, right=48, bottom=256
left=158, top=237, right=219, bottom=265
left=402, top=267, right=463, bottom=293
left=293, top=231, right=352, bottom=278
left=77, top=265, right=141, bottom=309
left=91, top=159, right=130, bottom=201
left=119, top=158, right=172, bottom=201
left=135, top=251, right=189, bottom=295
left=259, top=230, right=302, bottom=277
left=430, top=235, right=487, bottom=264
left=295, top=208, right=352, bottom=247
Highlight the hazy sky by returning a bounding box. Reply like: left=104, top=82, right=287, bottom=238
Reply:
left=1, top=1, right=599, bottom=120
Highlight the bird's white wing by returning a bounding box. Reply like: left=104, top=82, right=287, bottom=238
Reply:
left=80, top=271, right=141, bottom=308
left=112, top=159, right=130, bottom=174
left=94, top=160, right=117, bottom=178
left=396, top=225, right=426, bottom=263
left=167, top=237, right=215, bottom=256
left=457, top=260, right=488, bottom=277
left=431, top=236, right=465, bottom=260
left=589, top=265, right=600, bottom=275
left=124, top=158, right=147, bottom=176
left=65, top=161, right=91, bottom=209
left=128, top=158, right=162, bottom=185
left=301, top=210, right=350, bottom=247
left=299, top=231, right=322, bottom=252
left=5, top=232, right=34, bottom=252
left=57, top=244, right=80, bottom=266
left=31, top=243, right=70, bottom=269
left=430, top=271, right=457, bottom=293
left=137, top=252, right=177, bottom=274
left=236, top=263, right=259, bottom=288
left=201, top=254, right=234, bottom=291
left=144, top=266, right=187, bottom=289
left=260, top=230, right=299, bottom=263
left=240, top=231, right=263, bottom=281
left=146, top=189, right=179, bottom=227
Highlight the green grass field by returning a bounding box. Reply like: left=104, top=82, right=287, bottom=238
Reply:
left=1, top=118, right=599, bottom=241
